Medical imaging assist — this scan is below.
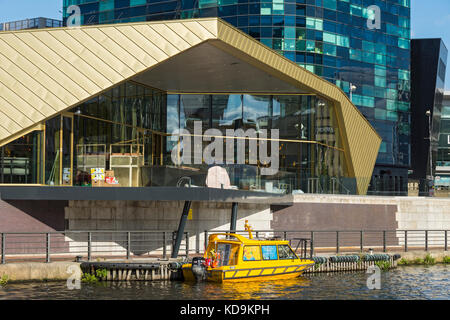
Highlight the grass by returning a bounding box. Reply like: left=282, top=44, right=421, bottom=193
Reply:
left=0, top=274, right=9, bottom=286
left=95, top=268, right=108, bottom=280
left=375, top=260, right=391, bottom=271
left=397, top=254, right=446, bottom=266
left=81, top=268, right=108, bottom=283
left=423, top=254, right=436, bottom=265
left=81, top=272, right=99, bottom=283
left=398, top=258, right=410, bottom=266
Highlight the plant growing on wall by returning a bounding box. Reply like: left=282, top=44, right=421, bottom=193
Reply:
left=81, top=273, right=99, bottom=283
left=423, top=254, right=436, bottom=265
left=95, top=268, right=108, bottom=280
left=375, top=261, right=391, bottom=271
left=0, top=274, right=9, bottom=286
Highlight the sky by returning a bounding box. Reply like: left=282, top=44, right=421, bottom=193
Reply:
left=0, top=0, right=450, bottom=88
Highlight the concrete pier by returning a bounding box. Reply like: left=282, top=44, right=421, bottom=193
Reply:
left=0, top=261, right=80, bottom=282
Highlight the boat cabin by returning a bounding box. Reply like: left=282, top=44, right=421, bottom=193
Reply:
left=204, top=233, right=300, bottom=268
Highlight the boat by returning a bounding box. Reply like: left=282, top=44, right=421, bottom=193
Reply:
left=182, top=222, right=314, bottom=283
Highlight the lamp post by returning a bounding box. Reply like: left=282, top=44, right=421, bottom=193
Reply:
left=426, top=109, right=434, bottom=196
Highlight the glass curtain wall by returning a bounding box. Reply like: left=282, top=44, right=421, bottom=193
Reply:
left=167, top=93, right=347, bottom=193
left=63, top=0, right=410, bottom=195
left=1, top=81, right=351, bottom=194
left=0, top=131, right=44, bottom=184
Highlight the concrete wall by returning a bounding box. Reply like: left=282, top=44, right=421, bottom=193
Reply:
left=271, top=195, right=450, bottom=249
left=0, top=262, right=80, bottom=282
left=64, top=200, right=272, bottom=256
left=278, top=194, right=450, bottom=231
left=1, top=194, right=450, bottom=256
left=0, top=199, right=66, bottom=232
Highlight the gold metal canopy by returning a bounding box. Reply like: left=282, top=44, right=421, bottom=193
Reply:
left=0, top=18, right=381, bottom=194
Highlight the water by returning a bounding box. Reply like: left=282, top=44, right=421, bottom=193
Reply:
left=0, top=265, right=448, bottom=300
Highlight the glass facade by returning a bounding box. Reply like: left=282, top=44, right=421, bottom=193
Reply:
left=62, top=0, right=411, bottom=194
left=436, top=93, right=450, bottom=189
left=0, top=131, right=44, bottom=184
left=0, top=80, right=354, bottom=194
left=410, top=39, right=448, bottom=195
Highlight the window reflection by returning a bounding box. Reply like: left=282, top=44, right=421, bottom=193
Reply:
left=2, top=84, right=353, bottom=194
left=0, top=131, right=43, bottom=184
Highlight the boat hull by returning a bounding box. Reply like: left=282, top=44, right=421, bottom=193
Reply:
left=183, top=262, right=314, bottom=283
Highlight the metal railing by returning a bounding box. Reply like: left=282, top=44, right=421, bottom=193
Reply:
left=0, top=230, right=190, bottom=264
left=0, top=229, right=448, bottom=264
left=205, top=229, right=450, bottom=257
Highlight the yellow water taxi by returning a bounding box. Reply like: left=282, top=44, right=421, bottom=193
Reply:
left=182, top=223, right=314, bottom=283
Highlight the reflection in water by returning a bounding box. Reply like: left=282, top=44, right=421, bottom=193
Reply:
left=218, top=278, right=310, bottom=300
left=0, top=265, right=448, bottom=300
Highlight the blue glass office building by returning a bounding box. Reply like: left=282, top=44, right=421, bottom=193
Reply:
left=62, top=0, right=411, bottom=194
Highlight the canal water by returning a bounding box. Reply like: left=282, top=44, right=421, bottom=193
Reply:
left=0, top=265, right=448, bottom=300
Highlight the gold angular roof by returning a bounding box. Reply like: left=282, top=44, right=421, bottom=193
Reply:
left=0, top=18, right=381, bottom=194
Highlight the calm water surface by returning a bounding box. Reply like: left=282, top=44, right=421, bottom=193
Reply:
left=0, top=265, right=448, bottom=300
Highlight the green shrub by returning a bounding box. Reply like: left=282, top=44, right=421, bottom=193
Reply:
left=375, top=261, right=391, bottom=271
left=95, top=268, right=108, bottom=279
left=423, top=254, right=436, bottom=265
left=397, top=258, right=409, bottom=266
left=0, top=274, right=9, bottom=286
left=442, top=256, right=450, bottom=264
left=81, top=272, right=99, bottom=283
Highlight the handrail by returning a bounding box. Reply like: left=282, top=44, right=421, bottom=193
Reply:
left=1, top=229, right=448, bottom=264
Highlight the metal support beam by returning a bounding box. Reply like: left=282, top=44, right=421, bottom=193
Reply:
left=230, top=202, right=238, bottom=232
left=171, top=201, right=192, bottom=259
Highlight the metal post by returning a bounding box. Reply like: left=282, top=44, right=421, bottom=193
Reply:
left=360, top=231, right=363, bottom=252
left=1, top=147, right=4, bottom=183
left=383, top=231, right=386, bottom=253
left=284, top=231, right=287, bottom=241
left=230, top=202, right=238, bottom=233
left=127, top=232, right=131, bottom=260
left=171, top=201, right=191, bottom=259
left=405, top=230, right=408, bottom=252
left=185, top=232, right=189, bottom=257
left=87, top=232, right=92, bottom=261
left=427, top=110, right=433, bottom=196
left=1, top=233, right=5, bottom=264
left=304, top=240, right=307, bottom=259
left=310, top=231, right=314, bottom=257
left=46, top=233, right=51, bottom=263
left=204, top=230, right=208, bottom=253
left=336, top=231, right=339, bottom=254
left=425, top=230, right=428, bottom=252
left=163, top=232, right=167, bottom=259
left=445, top=230, right=448, bottom=251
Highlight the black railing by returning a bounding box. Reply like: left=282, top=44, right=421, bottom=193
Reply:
left=0, top=230, right=189, bottom=264
left=0, top=229, right=448, bottom=264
